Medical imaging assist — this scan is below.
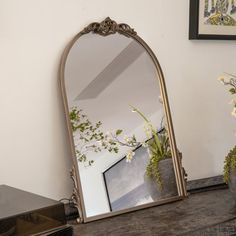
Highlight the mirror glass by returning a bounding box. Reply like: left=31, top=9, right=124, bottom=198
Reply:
left=64, top=32, right=180, bottom=218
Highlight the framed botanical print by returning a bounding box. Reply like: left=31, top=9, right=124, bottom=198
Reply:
left=189, top=0, right=236, bottom=40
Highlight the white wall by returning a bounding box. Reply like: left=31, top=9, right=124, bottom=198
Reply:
left=0, top=0, right=236, bottom=200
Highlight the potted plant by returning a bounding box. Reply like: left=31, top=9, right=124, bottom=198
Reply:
left=219, top=73, right=236, bottom=196
left=110, top=106, right=177, bottom=199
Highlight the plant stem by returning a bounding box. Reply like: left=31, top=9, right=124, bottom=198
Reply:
left=130, top=105, right=163, bottom=156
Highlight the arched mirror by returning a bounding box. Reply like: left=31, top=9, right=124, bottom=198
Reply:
left=60, top=17, right=187, bottom=223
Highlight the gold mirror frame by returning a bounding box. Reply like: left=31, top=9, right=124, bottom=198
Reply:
left=59, top=17, right=187, bottom=223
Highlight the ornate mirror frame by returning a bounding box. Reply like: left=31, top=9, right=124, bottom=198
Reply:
left=59, top=17, right=187, bottom=223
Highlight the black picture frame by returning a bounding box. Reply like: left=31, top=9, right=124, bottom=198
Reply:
left=102, top=144, right=151, bottom=212
left=189, top=0, right=236, bottom=40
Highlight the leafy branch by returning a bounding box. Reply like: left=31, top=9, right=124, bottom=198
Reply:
left=219, top=73, right=236, bottom=95
left=70, top=107, right=119, bottom=166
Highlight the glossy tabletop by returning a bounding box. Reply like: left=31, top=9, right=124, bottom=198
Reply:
left=0, top=185, right=66, bottom=235
left=0, top=185, right=62, bottom=220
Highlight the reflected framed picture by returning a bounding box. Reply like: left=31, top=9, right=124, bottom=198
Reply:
left=103, top=146, right=152, bottom=212
left=189, top=0, right=236, bottom=40
left=102, top=129, right=178, bottom=212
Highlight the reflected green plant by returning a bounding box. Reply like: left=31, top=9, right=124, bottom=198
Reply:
left=69, top=106, right=171, bottom=189
left=69, top=107, right=119, bottom=166
left=111, top=106, right=171, bottom=189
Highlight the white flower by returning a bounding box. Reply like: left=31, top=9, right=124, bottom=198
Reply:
left=105, top=131, right=112, bottom=137
left=218, top=76, right=225, bottom=84
left=124, top=135, right=131, bottom=142
left=96, top=140, right=102, bottom=145
left=104, top=131, right=113, bottom=141
left=158, top=95, right=163, bottom=104
left=232, top=107, right=236, bottom=117
left=144, top=124, right=151, bottom=138
left=144, top=124, right=150, bottom=132
left=141, top=142, right=148, bottom=148
left=229, top=99, right=236, bottom=105
left=126, top=150, right=135, bottom=163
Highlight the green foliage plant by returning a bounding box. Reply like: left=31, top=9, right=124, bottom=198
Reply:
left=218, top=73, right=236, bottom=183
left=224, top=145, right=236, bottom=183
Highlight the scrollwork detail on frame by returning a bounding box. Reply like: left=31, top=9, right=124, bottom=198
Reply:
left=178, top=152, right=188, bottom=192
left=81, top=17, right=137, bottom=36
left=70, top=165, right=83, bottom=223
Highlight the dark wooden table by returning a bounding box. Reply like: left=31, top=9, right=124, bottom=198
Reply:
left=71, top=188, right=236, bottom=235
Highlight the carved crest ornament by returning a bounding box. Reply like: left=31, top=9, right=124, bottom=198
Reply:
left=81, top=17, right=137, bottom=36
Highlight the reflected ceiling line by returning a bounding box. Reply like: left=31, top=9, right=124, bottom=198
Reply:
left=75, top=40, right=145, bottom=101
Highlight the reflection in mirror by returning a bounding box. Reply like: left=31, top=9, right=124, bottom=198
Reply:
left=63, top=25, right=184, bottom=221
